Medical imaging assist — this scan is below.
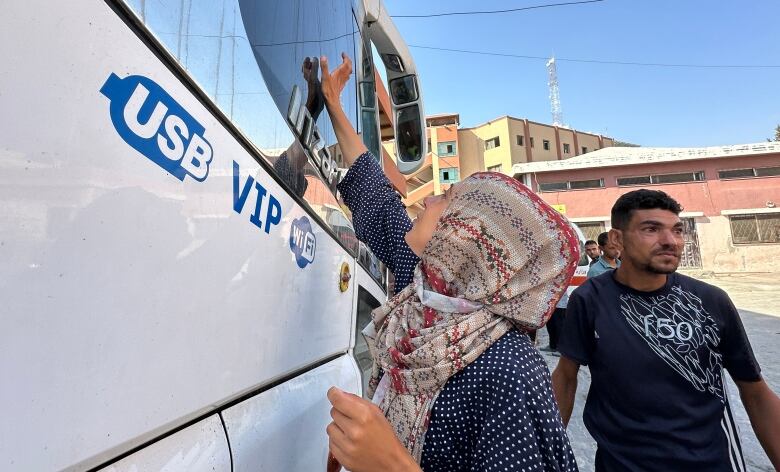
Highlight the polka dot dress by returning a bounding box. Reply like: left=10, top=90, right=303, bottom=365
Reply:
left=420, top=331, right=577, bottom=471
left=338, top=152, right=418, bottom=293
left=338, top=152, right=578, bottom=471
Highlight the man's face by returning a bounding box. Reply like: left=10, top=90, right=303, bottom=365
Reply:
left=585, top=243, right=601, bottom=260
left=614, top=209, right=684, bottom=274
left=599, top=241, right=620, bottom=260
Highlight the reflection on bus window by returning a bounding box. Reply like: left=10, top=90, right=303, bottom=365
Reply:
left=355, top=287, right=381, bottom=397
left=359, top=243, right=387, bottom=289
left=122, top=0, right=362, bottom=255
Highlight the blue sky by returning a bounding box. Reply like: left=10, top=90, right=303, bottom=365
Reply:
left=386, top=0, right=780, bottom=147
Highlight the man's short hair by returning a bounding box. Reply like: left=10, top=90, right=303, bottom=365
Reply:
left=585, top=239, right=598, bottom=246
left=597, top=232, right=609, bottom=247
left=611, top=189, right=683, bottom=230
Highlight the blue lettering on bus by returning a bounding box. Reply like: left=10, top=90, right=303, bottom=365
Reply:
left=233, top=161, right=282, bottom=235
left=100, top=73, right=213, bottom=182
left=290, top=216, right=316, bottom=269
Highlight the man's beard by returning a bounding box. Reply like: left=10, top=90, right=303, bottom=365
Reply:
left=643, top=260, right=679, bottom=274
left=642, top=248, right=681, bottom=274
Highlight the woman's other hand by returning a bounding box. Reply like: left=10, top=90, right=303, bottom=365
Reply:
left=326, top=387, right=420, bottom=472
left=320, top=53, right=353, bottom=108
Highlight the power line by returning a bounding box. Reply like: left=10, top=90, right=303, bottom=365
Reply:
left=393, top=0, right=604, bottom=18
left=409, top=44, right=780, bottom=69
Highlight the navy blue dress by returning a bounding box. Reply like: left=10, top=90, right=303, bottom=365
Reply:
left=338, top=153, right=578, bottom=472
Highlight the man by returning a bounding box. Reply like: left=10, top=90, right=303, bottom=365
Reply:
left=584, top=239, right=601, bottom=265
left=552, top=189, right=780, bottom=471
left=541, top=292, right=567, bottom=354
left=587, top=231, right=620, bottom=278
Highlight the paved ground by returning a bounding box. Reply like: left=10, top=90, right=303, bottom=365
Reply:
left=538, top=272, right=780, bottom=471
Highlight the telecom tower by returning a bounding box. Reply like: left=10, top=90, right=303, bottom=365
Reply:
left=546, top=57, right=564, bottom=127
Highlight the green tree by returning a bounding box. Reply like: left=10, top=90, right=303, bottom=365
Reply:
left=613, top=140, right=640, bottom=147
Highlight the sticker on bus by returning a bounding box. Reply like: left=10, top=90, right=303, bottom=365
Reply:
left=100, top=73, right=213, bottom=182
left=290, top=216, right=317, bottom=268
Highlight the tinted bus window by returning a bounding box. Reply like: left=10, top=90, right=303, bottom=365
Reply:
left=123, top=0, right=360, bottom=255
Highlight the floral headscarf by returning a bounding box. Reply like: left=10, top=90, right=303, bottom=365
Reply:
left=364, top=172, right=580, bottom=462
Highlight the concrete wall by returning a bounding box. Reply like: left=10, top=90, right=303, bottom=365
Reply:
left=528, top=122, right=558, bottom=162
left=430, top=125, right=460, bottom=194
left=508, top=118, right=529, bottom=166
left=467, top=118, right=513, bottom=172
left=558, top=128, right=576, bottom=159
left=696, top=215, right=780, bottom=273
left=576, top=133, right=602, bottom=154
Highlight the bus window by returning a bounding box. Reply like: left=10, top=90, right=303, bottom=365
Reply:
left=122, top=0, right=360, bottom=255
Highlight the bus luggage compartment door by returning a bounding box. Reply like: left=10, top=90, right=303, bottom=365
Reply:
left=221, top=355, right=361, bottom=471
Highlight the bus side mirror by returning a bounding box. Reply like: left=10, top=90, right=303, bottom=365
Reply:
left=362, top=0, right=426, bottom=174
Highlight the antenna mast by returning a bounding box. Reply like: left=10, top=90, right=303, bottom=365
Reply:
left=546, top=57, right=563, bottom=127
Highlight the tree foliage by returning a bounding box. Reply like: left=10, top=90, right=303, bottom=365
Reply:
left=613, top=140, right=640, bottom=147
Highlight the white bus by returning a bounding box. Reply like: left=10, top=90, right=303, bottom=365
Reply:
left=0, top=0, right=426, bottom=470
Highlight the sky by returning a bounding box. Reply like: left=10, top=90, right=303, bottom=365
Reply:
left=384, top=0, right=780, bottom=147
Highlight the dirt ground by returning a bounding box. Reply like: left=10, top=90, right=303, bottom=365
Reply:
left=680, top=271, right=780, bottom=317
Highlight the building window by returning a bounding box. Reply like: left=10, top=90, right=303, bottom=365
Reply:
left=517, top=135, right=524, bottom=146
left=718, top=166, right=780, bottom=179
left=427, top=138, right=432, bottom=152
left=617, top=171, right=705, bottom=187
left=538, top=182, right=568, bottom=192
left=563, top=143, right=570, bottom=154
left=729, top=213, right=780, bottom=244
left=539, top=178, right=604, bottom=192
left=485, top=136, right=500, bottom=150
left=488, top=164, right=502, bottom=173
left=437, top=141, right=457, bottom=156
left=582, top=146, right=588, bottom=154
left=440, top=167, right=460, bottom=183
left=574, top=221, right=606, bottom=242
left=543, top=140, right=551, bottom=151
left=530, top=137, right=535, bottom=148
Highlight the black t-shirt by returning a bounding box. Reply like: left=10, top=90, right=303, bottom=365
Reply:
left=558, top=271, right=761, bottom=472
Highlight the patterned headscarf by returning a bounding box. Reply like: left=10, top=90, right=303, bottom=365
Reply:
left=364, top=172, right=580, bottom=462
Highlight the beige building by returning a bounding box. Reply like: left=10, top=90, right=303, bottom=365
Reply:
left=459, top=116, right=614, bottom=177
left=387, top=114, right=614, bottom=217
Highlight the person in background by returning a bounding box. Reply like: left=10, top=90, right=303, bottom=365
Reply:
left=552, top=189, right=780, bottom=471
left=321, top=53, right=581, bottom=472
left=541, top=291, right=568, bottom=354
left=584, top=239, right=600, bottom=265
left=587, top=232, right=620, bottom=278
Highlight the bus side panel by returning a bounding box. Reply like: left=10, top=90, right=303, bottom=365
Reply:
left=222, top=355, right=360, bottom=471
left=98, top=416, right=231, bottom=472
left=0, top=1, right=357, bottom=470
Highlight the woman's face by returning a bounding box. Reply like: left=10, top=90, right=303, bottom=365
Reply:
left=405, top=185, right=455, bottom=257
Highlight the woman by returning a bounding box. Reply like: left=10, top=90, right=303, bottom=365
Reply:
left=322, top=54, right=580, bottom=472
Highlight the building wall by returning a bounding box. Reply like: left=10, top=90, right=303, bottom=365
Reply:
left=693, top=215, right=780, bottom=272
left=458, top=128, right=485, bottom=178
left=530, top=153, right=780, bottom=272
left=508, top=118, right=529, bottom=166
left=431, top=115, right=613, bottom=177
left=467, top=118, right=513, bottom=173
left=430, top=124, right=461, bottom=194
left=558, top=128, right=576, bottom=159
left=576, top=133, right=601, bottom=155
left=527, top=122, right=559, bottom=162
